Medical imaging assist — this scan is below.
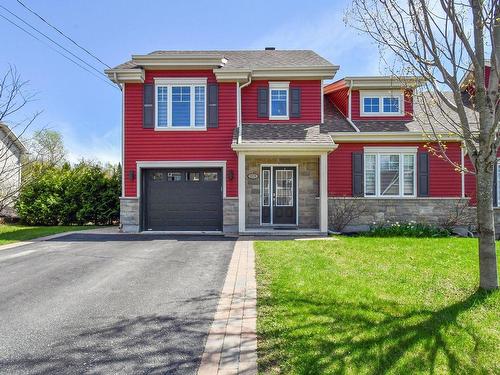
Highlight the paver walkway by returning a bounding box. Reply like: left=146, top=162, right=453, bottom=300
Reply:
left=198, top=239, right=257, bottom=375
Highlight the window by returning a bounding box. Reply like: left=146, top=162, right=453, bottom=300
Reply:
left=155, top=78, right=207, bottom=129
left=269, top=82, right=289, bottom=119
left=262, top=169, right=270, bottom=206
left=275, top=169, right=294, bottom=206
left=203, top=172, right=218, bottom=181
left=152, top=172, right=164, bottom=181
left=186, top=172, right=200, bottom=182
left=364, top=149, right=416, bottom=197
left=361, top=91, right=403, bottom=116
left=363, top=97, right=379, bottom=113
left=167, top=172, right=182, bottom=181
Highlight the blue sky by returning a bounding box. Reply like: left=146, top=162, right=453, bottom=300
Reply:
left=0, top=0, right=380, bottom=163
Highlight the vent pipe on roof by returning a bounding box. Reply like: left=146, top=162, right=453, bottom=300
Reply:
left=264, top=47, right=276, bottom=50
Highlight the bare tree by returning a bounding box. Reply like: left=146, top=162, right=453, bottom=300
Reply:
left=0, top=66, right=44, bottom=216
left=346, top=0, right=498, bottom=289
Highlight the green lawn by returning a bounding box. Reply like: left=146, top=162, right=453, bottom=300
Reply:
left=0, top=224, right=97, bottom=245
left=255, top=237, right=500, bottom=375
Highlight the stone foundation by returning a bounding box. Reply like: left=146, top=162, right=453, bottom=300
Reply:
left=245, top=156, right=319, bottom=228
left=120, top=197, right=139, bottom=233
left=223, top=198, right=239, bottom=233
left=328, top=197, right=471, bottom=232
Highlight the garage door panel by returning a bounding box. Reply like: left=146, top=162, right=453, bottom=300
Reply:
left=143, top=168, right=222, bottom=231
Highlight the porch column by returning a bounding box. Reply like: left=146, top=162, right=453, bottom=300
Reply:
left=238, top=152, right=246, bottom=233
left=320, top=152, right=328, bottom=233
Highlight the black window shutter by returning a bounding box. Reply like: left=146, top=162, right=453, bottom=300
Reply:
left=258, top=87, right=269, bottom=118
left=290, top=87, right=301, bottom=118
left=143, top=84, right=154, bottom=128
left=493, top=162, right=498, bottom=206
left=417, top=152, right=429, bottom=197
left=352, top=152, right=364, bottom=197
left=207, top=83, right=219, bottom=128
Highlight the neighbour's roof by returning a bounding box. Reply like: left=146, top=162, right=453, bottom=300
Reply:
left=113, top=50, right=335, bottom=70
left=0, top=122, right=27, bottom=154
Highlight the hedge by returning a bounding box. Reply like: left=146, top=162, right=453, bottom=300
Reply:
left=16, top=162, right=120, bottom=225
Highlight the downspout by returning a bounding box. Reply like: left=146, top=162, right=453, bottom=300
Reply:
left=347, top=79, right=360, bottom=132
left=237, top=73, right=252, bottom=144
left=461, top=141, right=465, bottom=198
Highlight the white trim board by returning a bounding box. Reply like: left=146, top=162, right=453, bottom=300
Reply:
left=135, top=160, right=227, bottom=198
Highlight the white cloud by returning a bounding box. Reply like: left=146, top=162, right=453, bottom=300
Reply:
left=249, top=6, right=381, bottom=77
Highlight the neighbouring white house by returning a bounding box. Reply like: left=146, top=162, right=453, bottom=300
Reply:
left=0, top=122, right=27, bottom=217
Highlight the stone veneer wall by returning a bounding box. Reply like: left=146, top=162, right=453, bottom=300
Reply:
left=120, top=197, right=239, bottom=233
left=328, top=197, right=470, bottom=232
left=120, top=197, right=139, bottom=233
left=223, top=198, right=239, bottom=233
left=245, top=156, right=319, bottom=228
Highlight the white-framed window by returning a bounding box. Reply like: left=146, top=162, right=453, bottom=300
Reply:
left=364, top=147, right=417, bottom=197
left=154, top=78, right=207, bottom=129
left=269, top=82, right=289, bottom=120
left=360, top=91, right=404, bottom=116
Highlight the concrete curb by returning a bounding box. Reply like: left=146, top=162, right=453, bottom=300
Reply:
left=198, top=238, right=257, bottom=375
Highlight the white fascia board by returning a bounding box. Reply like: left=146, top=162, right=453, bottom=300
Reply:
left=231, top=143, right=337, bottom=154
left=105, top=69, right=145, bottom=83
left=251, top=65, right=339, bottom=80
left=131, top=54, right=226, bottom=69
left=330, top=132, right=461, bottom=142
left=214, top=69, right=251, bottom=82
left=344, top=76, right=424, bottom=89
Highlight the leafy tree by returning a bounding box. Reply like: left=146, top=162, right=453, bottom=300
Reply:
left=346, top=0, right=499, bottom=290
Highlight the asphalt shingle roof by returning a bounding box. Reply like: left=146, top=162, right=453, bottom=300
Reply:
left=113, top=50, right=335, bottom=70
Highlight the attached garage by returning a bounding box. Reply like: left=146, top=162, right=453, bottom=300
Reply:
left=141, top=168, right=223, bottom=231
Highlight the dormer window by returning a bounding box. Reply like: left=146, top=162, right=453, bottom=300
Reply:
left=269, top=82, right=289, bottom=120
left=361, top=91, right=403, bottom=116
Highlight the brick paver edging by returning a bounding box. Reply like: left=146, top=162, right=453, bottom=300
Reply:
left=198, top=239, right=257, bottom=375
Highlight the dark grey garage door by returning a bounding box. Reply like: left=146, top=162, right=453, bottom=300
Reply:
left=142, top=168, right=223, bottom=231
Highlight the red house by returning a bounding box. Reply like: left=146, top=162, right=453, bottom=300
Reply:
left=106, top=49, right=482, bottom=235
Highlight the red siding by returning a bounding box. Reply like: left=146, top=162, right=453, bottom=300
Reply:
left=241, top=80, right=321, bottom=123
left=464, top=156, right=476, bottom=204
left=123, top=70, right=238, bottom=198
left=326, top=86, right=349, bottom=116
left=350, top=89, right=414, bottom=121
left=328, top=142, right=462, bottom=197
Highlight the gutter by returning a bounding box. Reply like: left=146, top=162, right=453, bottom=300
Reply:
left=237, top=74, right=252, bottom=144
left=347, top=79, right=360, bottom=132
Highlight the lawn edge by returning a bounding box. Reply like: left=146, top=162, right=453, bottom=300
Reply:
left=0, top=226, right=116, bottom=252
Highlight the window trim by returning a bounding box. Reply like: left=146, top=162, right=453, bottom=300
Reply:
left=154, top=78, right=207, bottom=130
left=360, top=90, right=404, bottom=117
left=363, top=147, right=417, bottom=198
left=269, top=81, right=290, bottom=120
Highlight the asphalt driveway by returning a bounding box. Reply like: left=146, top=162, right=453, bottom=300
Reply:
left=0, top=233, right=235, bottom=374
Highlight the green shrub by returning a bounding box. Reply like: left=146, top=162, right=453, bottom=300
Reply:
left=16, top=161, right=120, bottom=226
left=364, top=221, right=451, bottom=238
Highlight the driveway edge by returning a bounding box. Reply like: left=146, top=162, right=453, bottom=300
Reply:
left=198, top=238, right=257, bottom=375
left=0, top=227, right=118, bottom=252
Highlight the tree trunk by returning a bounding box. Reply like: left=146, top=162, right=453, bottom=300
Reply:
left=475, top=164, right=499, bottom=290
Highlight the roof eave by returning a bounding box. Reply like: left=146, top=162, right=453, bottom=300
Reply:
left=329, top=131, right=461, bottom=142
left=131, top=54, right=227, bottom=69
left=231, top=142, right=337, bottom=153
left=105, top=68, right=145, bottom=83
left=0, top=123, right=27, bottom=154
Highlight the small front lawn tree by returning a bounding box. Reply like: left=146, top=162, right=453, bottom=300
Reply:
left=346, top=0, right=498, bottom=289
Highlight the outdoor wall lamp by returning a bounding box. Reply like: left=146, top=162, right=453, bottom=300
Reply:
left=129, top=170, right=135, bottom=180
left=227, top=170, right=234, bottom=180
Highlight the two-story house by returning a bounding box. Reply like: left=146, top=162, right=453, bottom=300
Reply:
left=106, top=49, right=481, bottom=235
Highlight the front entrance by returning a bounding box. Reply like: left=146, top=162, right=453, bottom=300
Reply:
left=261, top=166, right=297, bottom=225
